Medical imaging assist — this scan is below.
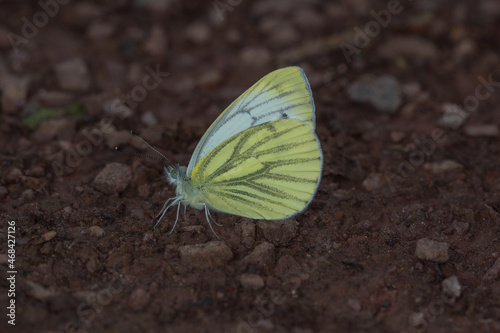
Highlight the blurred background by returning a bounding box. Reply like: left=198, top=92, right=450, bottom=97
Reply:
left=1, top=0, right=499, bottom=332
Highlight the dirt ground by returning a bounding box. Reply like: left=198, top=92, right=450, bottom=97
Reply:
left=1, top=0, right=500, bottom=332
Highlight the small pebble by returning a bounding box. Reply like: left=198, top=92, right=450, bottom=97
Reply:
left=239, top=219, right=255, bottom=238
left=464, top=124, right=499, bottom=137
left=0, top=254, right=8, bottom=265
left=241, top=242, right=275, bottom=270
left=128, top=287, right=150, bottom=311
left=178, top=241, right=233, bottom=269
left=378, top=36, right=438, bottom=64
left=88, top=225, right=105, bottom=237
left=197, top=69, right=223, bottom=90
left=409, top=312, right=426, bottom=329
left=274, top=255, right=302, bottom=282
left=25, top=166, right=45, bottom=177
left=140, top=111, right=158, bottom=127
left=415, top=238, right=449, bottom=263
left=423, top=160, right=463, bottom=174
left=92, top=163, right=132, bottom=195
left=453, top=38, right=476, bottom=64
left=347, top=298, right=361, bottom=311
left=32, top=118, right=76, bottom=142
left=347, top=75, right=401, bottom=113
left=6, top=168, right=23, bottom=183
left=103, top=98, right=133, bottom=119
left=39, top=231, right=57, bottom=244
left=72, top=291, right=98, bottom=302
left=438, top=103, right=467, bottom=129
left=137, top=184, right=151, bottom=198
left=390, top=131, right=406, bottom=143
left=54, top=58, right=92, bottom=91
left=86, top=257, right=99, bottom=273
left=20, top=189, right=35, bottom=203
left=401, top=82, right=422, bottom=100
left=441, top=275, right=461, bottom=299
left=256, top=219, right=298, bottom=246
left=39, top=242, right=53, bottom=255
left=240, top=273, right=265, bottom=290
left=143, top=230, right=154, bottom=242
left=452, top=221, right=470, bottom=235
left=0, top=75, right=30, bottom=113
left=86, top=20, right=115, bottom=40
left=241, top=237, right=255, bottom=249
left=184, top=22, right=211, bottom=44
left=144, top=24, right=167, bottom=57
left=24, top=280, right=57, bottom=301
left=362, top=173, right=386, bottom=191
left=239, top=47, right=272, bottom=67
left=104, top=129, right=133, bottom=149
left=61, top=206, right=72, bottom=220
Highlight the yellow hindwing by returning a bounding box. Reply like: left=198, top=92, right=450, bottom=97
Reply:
left=190, top=119, right=322, bottom=219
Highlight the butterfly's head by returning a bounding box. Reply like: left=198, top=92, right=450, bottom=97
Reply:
left=165, top=164, right=187, bottom=186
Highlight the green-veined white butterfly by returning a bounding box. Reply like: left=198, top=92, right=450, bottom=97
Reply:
left=156, top=66, right=323, bottom=237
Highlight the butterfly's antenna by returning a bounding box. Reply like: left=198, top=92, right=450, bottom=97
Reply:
left=152, top=176, right=165, bottom=183
left=130, top=130, right=173, bottom=166
left=115, top=147, right=166, bottom=163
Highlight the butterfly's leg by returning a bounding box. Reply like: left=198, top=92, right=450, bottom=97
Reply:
left=155, top=197, right=175, bottom=219
left=154, top=197, right=179, bottom=228
left=204, top=205, right=220, bottom=240
left=206, top=208, right=222, bottom=226
left=168, top=201, right=182, bottom=235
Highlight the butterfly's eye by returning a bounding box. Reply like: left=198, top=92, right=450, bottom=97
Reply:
left=282, top=113, right=288, bottom=119
left=168, top=166, right=179, bottom=177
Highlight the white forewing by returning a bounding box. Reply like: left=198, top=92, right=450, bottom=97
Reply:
left=186, top=66, right=316, bottom=175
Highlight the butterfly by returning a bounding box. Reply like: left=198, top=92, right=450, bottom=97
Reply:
left=155, top=66, right=323, bottom=237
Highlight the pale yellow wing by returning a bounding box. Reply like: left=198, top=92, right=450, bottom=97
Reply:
left=190, top=119, right=322, bottom=219
left=186, top=67, right=315, bottom=175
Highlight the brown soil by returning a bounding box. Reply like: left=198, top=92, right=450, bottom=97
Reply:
left=1, top=1, right=500, bottom=332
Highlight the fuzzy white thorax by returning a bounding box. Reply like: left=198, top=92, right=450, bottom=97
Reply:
left=164, top=165, right=206, bottom=210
